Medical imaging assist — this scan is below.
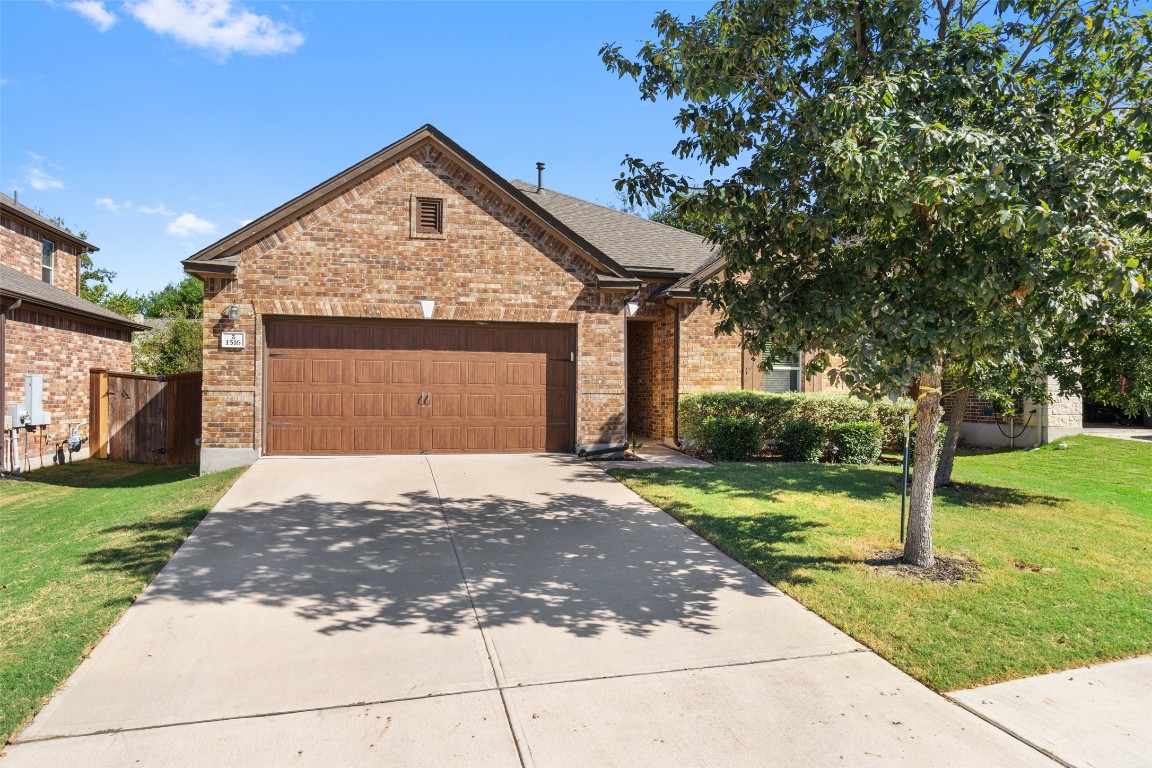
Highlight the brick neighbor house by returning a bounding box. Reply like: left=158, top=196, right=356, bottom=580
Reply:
left=184, top=125, right=857, bottom=472
left=1, top=193, right=146, bottom=470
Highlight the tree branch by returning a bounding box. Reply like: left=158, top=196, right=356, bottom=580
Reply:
left=1010, top=0, right=1076, bottom=76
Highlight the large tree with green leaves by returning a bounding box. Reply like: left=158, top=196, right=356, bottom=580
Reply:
left=603, top=0, right=1151, bottom=566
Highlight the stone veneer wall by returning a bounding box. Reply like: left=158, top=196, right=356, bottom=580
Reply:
left=1, top=214, right=82, bottom=295
left=199, top=141, right=630, bottom=468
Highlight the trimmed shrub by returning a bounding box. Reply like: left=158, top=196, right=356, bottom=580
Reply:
left=826, top=421, right=883, bottom=464
left=874, top=398, right=915, bottom=451
left=787, top=392, right=874, bottom=428
left=698, top=415, right=761, bottom=461
left=776, top=419, right=825, bottom=462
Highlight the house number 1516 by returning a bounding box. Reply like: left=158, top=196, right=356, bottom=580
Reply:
left=220, top=331, right=246, bottom=349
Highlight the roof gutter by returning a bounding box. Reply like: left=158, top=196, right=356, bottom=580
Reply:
left=0, top=290, right=148, bottom=332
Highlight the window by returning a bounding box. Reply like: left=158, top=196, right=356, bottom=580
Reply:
left=41, top=239, right=55, bottom=284
left=414, top=197, right=443, bottom=235
left=761, top=346, right=802, bottom=393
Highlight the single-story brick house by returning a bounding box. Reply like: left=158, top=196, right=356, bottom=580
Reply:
left=1, top=193, right=146, bottom=471
left=183, top=125, right=853, bottom=472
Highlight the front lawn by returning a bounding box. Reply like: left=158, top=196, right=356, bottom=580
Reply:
left=0, top=461, right=244, bottom=743
left=612, top=435, right=1152, bottom=692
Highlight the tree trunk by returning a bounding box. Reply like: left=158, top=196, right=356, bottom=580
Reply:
left=934, top=386, right=969, bottom=487
left=904, top=367, right=944, bottom=567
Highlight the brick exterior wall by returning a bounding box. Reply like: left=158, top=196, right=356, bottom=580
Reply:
left=676, top=301, right=744, bottom=393
left=1, top=214, right=82, bottom=295
left=199, top=141, right=631, bottom=456
left=3, top=307, right=132, bottom=461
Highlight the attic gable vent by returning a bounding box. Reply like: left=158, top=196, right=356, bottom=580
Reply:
left=415, top=197, right=443, bottom=235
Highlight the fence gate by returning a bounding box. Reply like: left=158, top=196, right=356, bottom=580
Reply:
left=89, top=369, right=202, bottom=465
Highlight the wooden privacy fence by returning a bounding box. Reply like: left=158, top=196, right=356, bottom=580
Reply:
left=89, top=368, right=202, bottom=465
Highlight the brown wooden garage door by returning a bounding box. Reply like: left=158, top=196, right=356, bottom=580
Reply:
left=264, top=320, right=575, bottom=455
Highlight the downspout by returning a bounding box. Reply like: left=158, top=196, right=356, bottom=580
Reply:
left=663, top=298, right=681, bottom=446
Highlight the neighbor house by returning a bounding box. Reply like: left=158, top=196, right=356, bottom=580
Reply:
left=1, top=193, right=146, bottom=470
left=183, top=125, right=852, bottom=472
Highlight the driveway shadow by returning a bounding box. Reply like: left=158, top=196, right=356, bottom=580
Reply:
left=83, top=488, right=776, bottom=639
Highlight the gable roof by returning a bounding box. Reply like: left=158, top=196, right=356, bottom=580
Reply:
left=666, top=251, right=729, bottom=298
left=0, top=264, right=148, bottom=331
left=183, top=124, right=633, bottom=280
left=509, top=181, right=716, bottom=277
left=0, top=193, right=100, bottom=253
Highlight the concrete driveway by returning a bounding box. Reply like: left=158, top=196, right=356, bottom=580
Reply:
left=5, top=455, right=1053, bottom=767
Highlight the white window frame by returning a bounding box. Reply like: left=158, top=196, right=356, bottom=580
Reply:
left=760, top=347, right=803, bottom=393
left=41, top=239, right=55, bottom=284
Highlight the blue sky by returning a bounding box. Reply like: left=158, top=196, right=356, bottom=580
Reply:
left=1, top=0, right=710, bottom=295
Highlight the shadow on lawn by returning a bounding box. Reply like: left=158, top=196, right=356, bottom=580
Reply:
left=613, top=462, right=899, bottom=503
left=24, top=461, right=199, bottom=490
left=83, top=508, right=211, bottom=582
left=616, top=463, right=1067, bottom=511
left=669, top=505, right=841, bottom=586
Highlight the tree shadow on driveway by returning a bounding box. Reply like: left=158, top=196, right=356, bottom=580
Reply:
left=81, top=488, right=789, bottom=640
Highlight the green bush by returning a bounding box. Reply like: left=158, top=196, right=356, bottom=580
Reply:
left=826, top=421, right=883, bottom=464
left=875, top=398, right=915, bottom=451
left=776, top=419, right=825, bottom=462
left=698, top=415, right=762, bottom=461
left=678, top=391, right=919, bottom=459
left=787, top=392, right=874, bottom=427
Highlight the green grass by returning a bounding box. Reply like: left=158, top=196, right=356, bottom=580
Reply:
left=612, top=435, right=1152, bottom=692
left=0, top=461, right=243, bottom=742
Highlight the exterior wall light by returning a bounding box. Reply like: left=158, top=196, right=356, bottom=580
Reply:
left=419, top=300, right=436, bottom=319
left=227, top=303, right=240, bottom=321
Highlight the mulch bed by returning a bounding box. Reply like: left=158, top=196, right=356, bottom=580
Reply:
left=866, top=549, right=980, bottom=584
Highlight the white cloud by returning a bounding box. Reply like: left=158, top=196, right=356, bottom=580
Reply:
left=167, top=212, right=216, bottom=237
left=95, top=197, right=132, bottom=213
left=138, top=203, right=173, bottom=216
left=25, top=154, right=64, bottom=191
left=68, top=1, right=118, bottom=32
left=126, top=0, right=304, bottom=57
left=237, top=218, right=254, bottom=226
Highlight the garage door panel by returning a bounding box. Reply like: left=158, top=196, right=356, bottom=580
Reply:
left=389, top=393, right=421, bottom=417
left=353, top=427, right=387, bottom=452
left=389, top=427, right=422, bottom=452
left=467, top=362, right=497, bottom=385
left=432, top=394, right=462, bottom=418
left=466, top=427, right=496, bottom=451
left=503, top=427, right=535, bottom=451
left=270, top=392, right=305, bottom=418
left=265, top=320, right=574, bottom=456
left=270, top=358, right=305, bottom=383
left=505, top=362, right=537, bottom=385
left=353, top=394, right=385, bottom=417
left=311, top=360, right=343, bottom=384
left=504, top=394, right=535, bottom=418
left=466, top=395, right=497, bottom=418
left=269, top=426, right=304, bottom=453
left=310, top=393, right=343, bottom=418
left=354, top=360, right=388, bottom=384
left=390, top=360, right=422, bottom=384
left=431, top=361, right=463, bottom=385
left=308, top=427, right=344, bottom=452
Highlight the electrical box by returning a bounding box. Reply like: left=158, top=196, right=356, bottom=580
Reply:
left=7, top=404, right=29, bottom=429
left=23, top=375, right=48, bottom=426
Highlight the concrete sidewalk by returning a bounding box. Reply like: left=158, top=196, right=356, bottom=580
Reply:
left=950, top=655, right=1152, bottom=768
left=5, top=455, right=1055, bottom=767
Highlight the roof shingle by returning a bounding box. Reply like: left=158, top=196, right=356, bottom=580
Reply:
left=509, top=180, right=716, bottom=276
left=0, top=264, right=147, bottom=330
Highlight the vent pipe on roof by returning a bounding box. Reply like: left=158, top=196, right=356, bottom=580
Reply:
left=536, top=162, right=545, bottom=193
left=12, top=190, right=17, bottom=204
